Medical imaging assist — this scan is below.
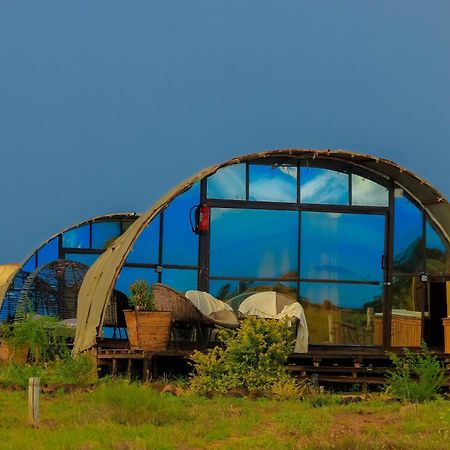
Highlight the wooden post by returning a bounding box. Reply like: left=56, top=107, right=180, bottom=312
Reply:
left=328, top=315, right=335, bottom=343
left=112, top=358, right=118, bottom=377
left=127, top=358, right=133, bottom=383
left=28, top=377, right=40, bottom=428
left=143, top=357, right=150, bottom=383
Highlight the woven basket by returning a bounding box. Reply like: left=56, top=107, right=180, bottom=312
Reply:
left=124, top=310, right=172, bottom=351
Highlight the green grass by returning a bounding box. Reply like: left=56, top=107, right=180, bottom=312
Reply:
left=0, top=381, right=449, bottom=449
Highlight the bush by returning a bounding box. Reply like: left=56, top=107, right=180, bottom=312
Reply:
left=189, top=317, right=295, bottom=394
left=386, top=343, right=447, bottom=403
left=2, top=315, right=70, bottom=363
left=0, top=362, right=47, bottom=388
left=269, top=377, right=314, bottom=401
left=128, top=280, right=155, bottom=311
left=47, top=353, right=96, bottom=386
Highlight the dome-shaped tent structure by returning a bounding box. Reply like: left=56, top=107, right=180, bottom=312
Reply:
left=0, top=213, right=139, bottom=322
left=73, top=149, right=450, bottom=354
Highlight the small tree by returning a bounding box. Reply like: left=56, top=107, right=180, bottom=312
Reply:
left=189, top=316, right=295, bottom=394
left=386, top=343, right=447, bottom=402
left=128, top=280, right=155, bottom=311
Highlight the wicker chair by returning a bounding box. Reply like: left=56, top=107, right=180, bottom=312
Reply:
left=152, top=283, right=238, bottom=347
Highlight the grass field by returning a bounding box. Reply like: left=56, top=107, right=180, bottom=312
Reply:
left=0, top=381, right=449, bottom=449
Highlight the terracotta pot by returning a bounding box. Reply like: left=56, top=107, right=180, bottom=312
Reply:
left=123, top=310, right=172, bottom=351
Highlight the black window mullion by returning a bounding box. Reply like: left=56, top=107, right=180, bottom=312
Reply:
left=245, top=162, right=250, bottom=201
left=158, top=213, right=164, bottom=283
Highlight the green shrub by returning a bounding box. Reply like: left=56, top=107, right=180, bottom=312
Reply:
left=46, top=354, right=96, bottom=386
left=128, top=280, right=155, bottom=310
left=269, top=377, right=314, bottom=401
left=0, top=362, right=47, bottom=388
left=2, top=315, right=70, bottom=363
left=386, top=343, right=446, bottom=403
left=189, top=317, right=295, bottom=394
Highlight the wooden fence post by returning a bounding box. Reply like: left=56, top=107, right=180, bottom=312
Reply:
left=28, top=377, right=40, bottom=428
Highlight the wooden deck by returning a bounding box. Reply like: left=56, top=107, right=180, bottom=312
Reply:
left=95, top=344, right=450, bottom=388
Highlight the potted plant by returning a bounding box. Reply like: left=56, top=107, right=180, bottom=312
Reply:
left=123, top=280, right=172, bottom=352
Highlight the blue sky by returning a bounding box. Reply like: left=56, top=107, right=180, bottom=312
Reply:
left=0, top=1, right=449, bottom=264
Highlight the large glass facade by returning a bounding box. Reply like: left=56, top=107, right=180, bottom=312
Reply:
left=394, top=194, right=424, bottom=273
left=351, top=174, right=389, bottom=207
left=249, top=164, right=297, bottom=203
left=210, top=208, right=298, bottom=279
left=426, top=219, right=450, bottom=274
left=300, top=282, right=383, bottom=345
left=162, top=183, right=200, bottom=266
left=114, top=184, right=201, bottom=298
left=300, top=212, right=385, bottom=282
left=300, top=167, right=349, bottom=205
left=207, top=164, right=246, bottom=200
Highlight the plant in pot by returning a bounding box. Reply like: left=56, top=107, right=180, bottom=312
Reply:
left=123, top=280, right=172, bottom=352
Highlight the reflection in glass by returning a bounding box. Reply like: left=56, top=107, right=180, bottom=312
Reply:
left=92, top=222, right=121, bottom=250
left=126, top=216, right=160, bottom=264
left=63, top=225, right=90, bottom=249
left=210, top=208, right=298, bottom=278
left=207, top=164, right=246, bottom=200
left=163, top=183, right=199, bottom=266
left=426, top=220, right=450, bottom=274
left=114, top=267, right=158, bottom=297
left=249, top=164, right=297, bottom=202
left=64, top=253, right=99, bottom=267
left=209, top=279, right=297, bottom=312
left=394, top=195, right=424, bottom=273
left=37, top=237, right=59, bottom=266
left=301, top=212, right=385, bottom=281
left=162, top=269, right=198, bottom=293
left=300, top=282, right=383, bottom=346
left=351, top=174, right=389, bottom=207
left=300, top=167, right=349, bottom=205
left=390, top=276, right=422, bottom=347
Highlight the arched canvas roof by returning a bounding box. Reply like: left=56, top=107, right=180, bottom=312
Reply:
left=0, top=213, right=138, bottom=315
left=74, top=148, right=450, bottom=352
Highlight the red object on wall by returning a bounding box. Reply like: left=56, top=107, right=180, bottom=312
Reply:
left=198, top=205, right=210, bottom=232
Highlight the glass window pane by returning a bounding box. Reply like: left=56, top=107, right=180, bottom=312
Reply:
left=114, top=267, right=158, bottom=297
left=301, top=212, right=385, bottom=282
left=300, top=167, right=349, bottom=205
left=209, top=279, right=297, bottom=311
left=64, top=253, right=99, bottom=267
left=351, top=174, right=389, bottom=207
left=22, top=256, right=36, bottom=273
left=163, top=183, right=199, bottom=266
left=300, top=282, right=383, bottom=346
left=63, top=224, right=90, bottom=249
left=210, top=208, right=298, bottom=278
left=391, top=276, right=423, bottom=347
left=394, top=194, right=424, bottom=273
left=207, top=164, right=246, bottom=200
left=92, top=221, right=121, bottom=250
left=37, top=237, right=59, bottom=266
left=126, top=216, right=160, bottom=264
left=162, top=269, right=198, bottom=293
left=426, top=220, right=450, bottom=274
left=249, top=164, right=297, bottom=202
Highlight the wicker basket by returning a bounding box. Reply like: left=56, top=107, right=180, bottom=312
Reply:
left=124, top=310, right=172, bottom=351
